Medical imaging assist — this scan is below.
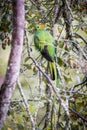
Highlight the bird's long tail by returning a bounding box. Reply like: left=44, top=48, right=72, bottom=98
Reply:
left=48, top=62, right=59, bottom=87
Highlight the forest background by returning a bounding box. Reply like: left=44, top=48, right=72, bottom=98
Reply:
left=0, top=0, right=87, bottom=130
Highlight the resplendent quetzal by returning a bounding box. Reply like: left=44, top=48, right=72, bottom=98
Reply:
left=34, top=23, right=58, bottom=87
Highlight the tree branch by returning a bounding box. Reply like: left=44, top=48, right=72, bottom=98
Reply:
left=17, top=80, right=35, bottom=130
left=0, top=0, right=24, bottom=129
left=69, top=107, right=87, bottom=122
left=73, top=33, right=87, bottom=45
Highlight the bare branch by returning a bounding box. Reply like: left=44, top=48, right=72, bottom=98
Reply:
left=73, top=33, right=87, bottom=45
left=65, top=0, right=73, bottom=19
left=52, top=1, right=63, bottom=25
left=69, top=107, right=87, bottom=122
left=17, top=79, right=35, bottom=130
left=72, top=40, right=87, bottom=60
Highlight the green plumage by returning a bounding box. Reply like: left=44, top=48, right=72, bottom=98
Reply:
left=34, top=24, right=58, bottom=87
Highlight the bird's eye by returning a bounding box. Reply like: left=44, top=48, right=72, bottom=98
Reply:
left=35, top=25, right=40, bottom=30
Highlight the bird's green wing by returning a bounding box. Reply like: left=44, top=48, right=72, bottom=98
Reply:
left=34, top=30, right=55, bottom=60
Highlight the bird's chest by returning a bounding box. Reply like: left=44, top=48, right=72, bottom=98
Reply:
left=34, top=32, right=47, bottom=50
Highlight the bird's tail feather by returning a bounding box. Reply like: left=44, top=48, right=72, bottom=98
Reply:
left=48, top=62, right=59, bottom=87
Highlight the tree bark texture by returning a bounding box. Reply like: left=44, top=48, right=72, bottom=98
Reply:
left=0, top=0, right=24, bottom=129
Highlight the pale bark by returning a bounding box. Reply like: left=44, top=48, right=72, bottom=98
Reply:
left=0, top=0, right=25, bottom=129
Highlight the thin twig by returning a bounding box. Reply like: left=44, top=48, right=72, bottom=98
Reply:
left=17, top=79, right=35, bottom=130
left=73, top=33, right=87, bottom=44
left=69, top=107, right=87, bottom=122
left=65, top=0, right=73, bottom=19
left=72, top=40, right=87, bottom=60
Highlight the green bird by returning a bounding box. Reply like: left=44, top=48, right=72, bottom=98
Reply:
left=34, top=23, right=58, bottom=87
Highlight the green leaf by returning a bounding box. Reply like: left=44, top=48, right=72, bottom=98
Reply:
left=24, top=57, right=29, bottom=62
left=58, top=58, right=64, bottom=66
left=59, top=41, right=64, bottom=48
left=23, top=64, right=31, bottom=70
left=64, top=75, right=72, bottom=82
left=17, top=123, right=24, bottom=130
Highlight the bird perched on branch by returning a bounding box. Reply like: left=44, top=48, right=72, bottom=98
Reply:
left=34, top=23, right=59, bottom=87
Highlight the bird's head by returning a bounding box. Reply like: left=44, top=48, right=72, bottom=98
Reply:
left=34, top=23, right=45, bottom=31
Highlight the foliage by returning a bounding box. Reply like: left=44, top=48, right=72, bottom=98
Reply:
left=0, top=0, right=87, bottom=130
left=0, top=0, right=12, bottom=49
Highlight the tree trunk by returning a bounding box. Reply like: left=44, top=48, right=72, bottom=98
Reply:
left=0, top=0, right=24, bottom=129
